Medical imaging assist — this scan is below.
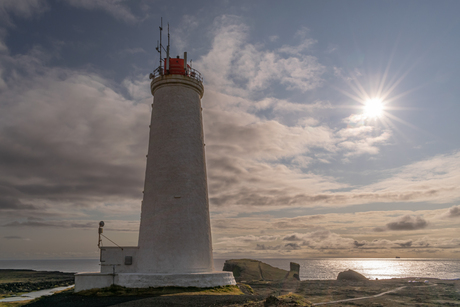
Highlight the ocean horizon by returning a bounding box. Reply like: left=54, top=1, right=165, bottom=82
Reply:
left=1, top=258, right=459, bottom=280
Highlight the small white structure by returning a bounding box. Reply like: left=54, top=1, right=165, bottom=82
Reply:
left=75, top=28, right=235, bottom=291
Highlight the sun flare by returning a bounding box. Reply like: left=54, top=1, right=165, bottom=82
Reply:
left=363, top=99, right=384, bottom=118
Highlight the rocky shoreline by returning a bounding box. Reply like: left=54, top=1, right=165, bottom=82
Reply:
left=0, top=269, right=75, bottom=300
left=0, top=280, right=75, bottom=295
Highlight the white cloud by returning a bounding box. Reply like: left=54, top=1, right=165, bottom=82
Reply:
left=198, top=15, right=325, bottom=96
left=358, top=151, right=460, bottom=205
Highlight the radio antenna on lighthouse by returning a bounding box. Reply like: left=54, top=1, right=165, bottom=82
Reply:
left=155, top=18, right=170, bottom=74
left=154, top=18, right=172, bottom=75
left=166, top=23, right=170, bottom=73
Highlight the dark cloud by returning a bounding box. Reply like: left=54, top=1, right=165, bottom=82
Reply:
left=308, top=230, right=331, bottom=240
left=1, top=218, right=137, bottom=232
left=255, top=244, right=280, bottom=250
left=0, top=55, right=151, bottom=219
left=0, top=0, right=49, bottom=26
left=3, top=235, right=24, bottom=240
left=386, top=215, right=428, bottom=231
left=0, top=195, right=36, bottom=210
left=3, top=219, right=94, bottom=229
left=395, top=241, right=412, bottom=248
left=3, top=220, right=61, bottom=227
left=283, top=234, right=303, bottom=241
left=354, top=240, right=365, bottom=247
left=445, top=205, right=460, bottom=218
left=374, top=215, right=428, bottom=232
left=284, top=243, right=301, bottom=250
left=211, top=219, right=260, bottom=230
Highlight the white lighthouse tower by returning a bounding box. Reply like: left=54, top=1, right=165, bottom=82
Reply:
left=75, top=23, right=235, bottom=291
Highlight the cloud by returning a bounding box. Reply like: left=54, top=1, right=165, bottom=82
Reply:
left=443, top=205, right=460, bottom=218
left=62, top=0, right=139, bottom=24
left=113, top=48, right=146, bottom=59
left=277, top=27, right=316, bottom=56
left=337, top=128, right=391, bottom=157
left=283, top=234, right=303, bottom=241
left=198, top=15, right=325, bottom=96
left=284, top=242, right=301, bottom=250
left=395, top=240, right=412, bottom=248
left=361, top=151, right=460, bottom=205
left=255, top=244, right=280, bottom=250
left=0, top=0, right=49, bottom=26
left=212, top=213, right=460, bottom=257
left=3, top=235, right=28, bottom=240
left=2, top=218, right=139, bottom=232
left=374, top=215, right=428, bottom=232
left=3, top=219, right=92, bottom=228
left=0, top=195, right=37, bottom=211
left=216, top=235, right=279, bottom=247
left=0, top=43, right=152, bottom=222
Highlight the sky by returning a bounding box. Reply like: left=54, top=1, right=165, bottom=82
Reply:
left=0, top=0, right=459, bottom=260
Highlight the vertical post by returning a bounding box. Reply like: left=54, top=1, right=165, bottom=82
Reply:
left=166, top=23, right=170, bottom=73
left=159, top=18, right=163, bottom=73
left=184, top=52, right=187, bottom=75
left=98, top=221, right=104, bottom=248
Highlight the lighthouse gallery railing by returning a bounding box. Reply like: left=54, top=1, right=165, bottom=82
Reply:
left=149, top=66, right=203, bottom=83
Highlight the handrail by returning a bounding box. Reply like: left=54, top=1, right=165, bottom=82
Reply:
left=149, top=66, right=203, bottom=83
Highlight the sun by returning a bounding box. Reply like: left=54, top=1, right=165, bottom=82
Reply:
left=363, top=99, right=384, bottom=118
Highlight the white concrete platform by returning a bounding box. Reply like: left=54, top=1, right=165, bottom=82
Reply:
left=74, top=271, right=236, bottom=292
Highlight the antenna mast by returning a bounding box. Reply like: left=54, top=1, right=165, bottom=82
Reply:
left=155, top=18, right=164, bottom=74
left=166, top=23, right=170, bottom=73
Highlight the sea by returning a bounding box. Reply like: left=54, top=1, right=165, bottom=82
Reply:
left=1, top=258, right=459, bottom=280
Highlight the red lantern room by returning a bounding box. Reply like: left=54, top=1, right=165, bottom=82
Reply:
left=164, top=56, right=191, bottom=75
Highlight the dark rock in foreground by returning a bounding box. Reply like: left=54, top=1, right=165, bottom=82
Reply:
left=223, top=259, right=300, bottom=282
left=337, top=269, right=368, bottom=281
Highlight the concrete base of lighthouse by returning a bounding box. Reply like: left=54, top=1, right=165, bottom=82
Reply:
left=75, top=271, right=236, bottom=292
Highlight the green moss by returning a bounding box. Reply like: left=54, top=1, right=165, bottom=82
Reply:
left=238, top=283, right=254, bottom=294
left=277, top=293, right=312, bottom=306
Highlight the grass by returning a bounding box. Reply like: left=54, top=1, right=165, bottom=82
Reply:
left=277, top=293, right=312, bottom=306
left=77, top=284, right=244, bottom=297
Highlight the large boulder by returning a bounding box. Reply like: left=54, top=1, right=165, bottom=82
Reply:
left=337, top=269, right=368, bottom=281
left=223, top=259, right=300, bottom=282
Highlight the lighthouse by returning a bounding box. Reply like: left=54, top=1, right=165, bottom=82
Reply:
left=137, top=55, right=212, bottom=274
left=75, top=23, right=236, bottom=291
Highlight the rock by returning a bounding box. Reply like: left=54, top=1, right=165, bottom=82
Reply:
left=223, top=259, right=300, bottom=282
left=264, top=293, right=313, bottom=307
left=290, top=262, right=300, bottom=281
left=337, top=269, right=368, bottom=281
left=264, top=295, right=280, bottom=307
